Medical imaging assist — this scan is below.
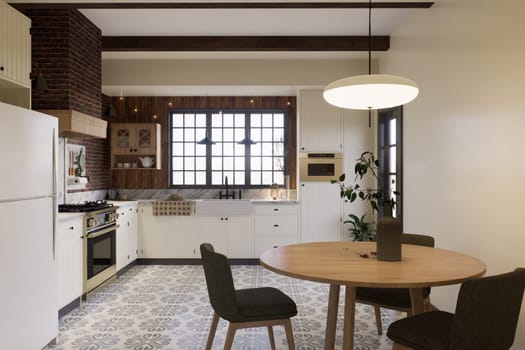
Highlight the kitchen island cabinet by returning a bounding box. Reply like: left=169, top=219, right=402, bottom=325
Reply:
left=56, top=213, right=83, bottom=313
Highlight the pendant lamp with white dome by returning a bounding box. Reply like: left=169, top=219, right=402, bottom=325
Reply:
left=323, top=0, right=419, bottom=110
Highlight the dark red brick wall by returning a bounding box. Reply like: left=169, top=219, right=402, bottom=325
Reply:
left=22, top=8, right=101, bottom=116
left=21, top=8, right=108, bottom=192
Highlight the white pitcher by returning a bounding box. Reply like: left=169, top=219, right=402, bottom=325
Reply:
left=139, top=156, right=155, bottom=168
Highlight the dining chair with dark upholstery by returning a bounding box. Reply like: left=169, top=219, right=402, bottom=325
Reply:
left=200, top=243, right=297, bottom=350
left=387, top=267, right=525, bottom=350
left=356, top=233, right=435, bottom=334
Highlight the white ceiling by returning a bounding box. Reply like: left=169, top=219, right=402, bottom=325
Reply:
left=79, top=8, right=416, bottom=37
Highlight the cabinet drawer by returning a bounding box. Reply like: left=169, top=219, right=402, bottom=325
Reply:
left=254, top=216, right=298, bottom=236
left=57, top=216, right=83, bottom=238
left=254, top=204, right=298, bottom=216
left=254, top=236, right=298, bottom=257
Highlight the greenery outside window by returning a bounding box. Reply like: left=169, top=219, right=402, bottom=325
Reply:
left=377, top=107, right=403, bottom=222
left=169, top=109, right=287, bottom=187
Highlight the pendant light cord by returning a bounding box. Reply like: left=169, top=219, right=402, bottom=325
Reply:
left=368, top=0, right=372, bottom=127
left=368, top=0, right=372, bottom=75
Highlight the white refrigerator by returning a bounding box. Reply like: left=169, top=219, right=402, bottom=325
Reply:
left=0, top=102, right=58, bottom=349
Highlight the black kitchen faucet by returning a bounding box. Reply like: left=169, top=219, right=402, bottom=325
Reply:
left=219, top=176, right=240, bottom=199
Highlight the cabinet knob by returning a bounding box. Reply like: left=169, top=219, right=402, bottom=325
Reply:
left=225, top=217, right=229, bottom=221
left=0, top=66, right=4, bottom=71
left=220, top=217, right=224, bottom=221
left=69, top=226, right=74, bottom=230
left=273, top=224, right=279, bottom=227
left=273, top=245, right=278, bottom=248
left=273, top=208, right=279, bottom=211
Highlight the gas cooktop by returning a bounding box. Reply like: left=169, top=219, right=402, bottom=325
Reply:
left=58, top=200, right=114, bottom=213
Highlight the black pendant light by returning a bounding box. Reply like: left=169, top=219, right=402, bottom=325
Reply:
left=237, top=135, right=256, bottom=145
left=31, top=62, right=49, bottom=92
left=197, top=130, right=216, bottom=145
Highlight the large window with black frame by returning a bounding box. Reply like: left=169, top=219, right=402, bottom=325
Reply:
left=169, top=109, right=287, bottom=187
left=377, top=106, right=403, bottom=222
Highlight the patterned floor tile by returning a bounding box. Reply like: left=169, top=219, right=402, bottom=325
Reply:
left=48, top=265, right=403, bottom=350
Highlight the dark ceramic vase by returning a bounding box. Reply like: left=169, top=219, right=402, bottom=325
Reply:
left=376, top=216, right=402, bottom=261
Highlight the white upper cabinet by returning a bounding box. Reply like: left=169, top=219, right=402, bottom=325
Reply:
left=299, top=90, right=343, bottom=152
left=0, top=1, right=31, bottom=88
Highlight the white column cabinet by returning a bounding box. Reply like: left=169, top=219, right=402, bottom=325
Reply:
left=0, top=1, right=31, bottom=88
left=115, top=202, right=138, bottom=271
left=0, top=1, right=31, bottom=108
left=56, top=214, right=83, bottom=310
left=300, top=182, right=343, bottom=243
left=299, top=90, right=343, bottom=152
left=253, top=203, right=299, bottom=257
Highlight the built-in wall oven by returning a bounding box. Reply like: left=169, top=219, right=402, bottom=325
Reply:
left=299, top=152, right=343, bottom=181
left=59, top=201, right=118, bottom=295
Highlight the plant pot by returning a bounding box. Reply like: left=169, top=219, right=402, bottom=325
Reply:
left=376, top=216, right=402, bottom=261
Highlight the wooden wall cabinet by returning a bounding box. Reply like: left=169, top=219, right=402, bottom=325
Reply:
left=110, top=123, right=161, bottom=169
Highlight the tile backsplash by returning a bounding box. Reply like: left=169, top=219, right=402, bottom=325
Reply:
left=64, top=188, right=297, bottom=203
left=109, top=188, right=297, bottom=201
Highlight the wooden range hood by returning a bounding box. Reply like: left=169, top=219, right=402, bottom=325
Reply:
left=39, top=109, right=107, bottom=139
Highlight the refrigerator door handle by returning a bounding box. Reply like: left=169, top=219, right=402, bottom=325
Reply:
left=52, top=128, right=57, bottom=260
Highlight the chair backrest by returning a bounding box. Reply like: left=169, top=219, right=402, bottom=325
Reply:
left=450, top=268, right=525, bottom=350
left=200, top=243, right=240, bottom=321
left=401, top=233, right=435, bottom=248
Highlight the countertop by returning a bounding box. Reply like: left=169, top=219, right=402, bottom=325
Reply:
left=57, top=212, right=84, bottom=221
left=134, top=198, right=299, bottom=204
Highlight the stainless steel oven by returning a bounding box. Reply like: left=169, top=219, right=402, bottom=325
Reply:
left=59, top=201, right=119, bottom=295
left=83, top=206, right=118, bottom=294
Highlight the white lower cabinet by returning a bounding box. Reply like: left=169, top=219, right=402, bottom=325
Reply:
left=138, top=202, right=196, bottom=258
left=137, top=201, right=300, bottom=259
left=115, top=202, right=138, bottom=271
left=197, top=216, right=254, bottom=258
left=56, top=214, right=83, bottom=310
left=253, top=203, right=299, bottom=257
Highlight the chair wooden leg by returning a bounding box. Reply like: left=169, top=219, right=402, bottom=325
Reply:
left=283, top=318, right=296, bottom=350
left=224, top=323, right=238, bottom=350
left=267, top=326, right=276, bottom=350
left=205, top=312, right=219, bottom=350
left=374, top=305, right=383, bottom=335
left=392, top=342, right=415, bottom=350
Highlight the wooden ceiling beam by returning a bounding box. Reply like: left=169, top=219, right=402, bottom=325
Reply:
left=101, top=35, right=390, bottom=52
left=12, top=2, right=434, bottom=10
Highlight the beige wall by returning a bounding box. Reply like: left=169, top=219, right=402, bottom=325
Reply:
left=102, top=58, right=374, bottom=89
left=381, top=0, right=525, bottom=347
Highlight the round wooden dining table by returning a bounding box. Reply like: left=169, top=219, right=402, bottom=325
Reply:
left=259, top=241, right=486, bottom=350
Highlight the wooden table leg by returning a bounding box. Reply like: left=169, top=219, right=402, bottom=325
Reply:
left=409, top=288, right=425, bottom=315
left=343, top=286, right=356, bottom=350
left=324, top=284, right=340, bottom=350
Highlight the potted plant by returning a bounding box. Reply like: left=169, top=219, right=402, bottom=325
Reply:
left=331, top=151, right=402, bottom=261
left=345, top=213, right=374, bottom=241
